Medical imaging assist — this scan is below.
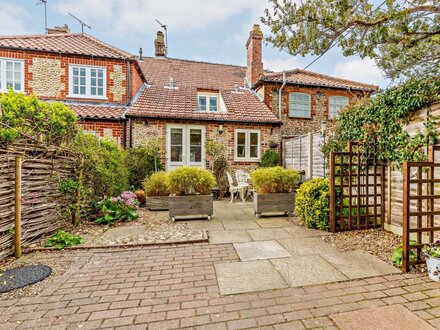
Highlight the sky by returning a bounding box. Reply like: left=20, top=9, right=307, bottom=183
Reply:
left=2, top=0, right=390, bottom=88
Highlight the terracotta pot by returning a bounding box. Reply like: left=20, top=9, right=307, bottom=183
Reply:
left=134, top=189, right=146, bottom=204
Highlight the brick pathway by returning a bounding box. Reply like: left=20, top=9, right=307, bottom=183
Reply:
left=1, top=243, right=439, bottom=329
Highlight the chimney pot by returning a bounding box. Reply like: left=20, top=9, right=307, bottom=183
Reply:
left=154, top=31, right=167, bottom=57
left=47, top=24, right=70, bottom=34
left=246, top=24, right=263, bottom=86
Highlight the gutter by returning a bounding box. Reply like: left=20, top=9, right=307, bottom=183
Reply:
left=260, top=78, right=377, bottom=93
left=278, top=71, right=286, bottom=120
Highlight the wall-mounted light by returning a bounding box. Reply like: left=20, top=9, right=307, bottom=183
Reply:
left=143, top=120, right=149, bottom=126
left=218, top=123, right=224, bottom=134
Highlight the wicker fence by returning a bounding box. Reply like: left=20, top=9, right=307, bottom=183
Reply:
left=0, top=141, right=77, bottom=260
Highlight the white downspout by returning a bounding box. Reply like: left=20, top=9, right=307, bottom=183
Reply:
left=278, top=70, right=286, bottom=120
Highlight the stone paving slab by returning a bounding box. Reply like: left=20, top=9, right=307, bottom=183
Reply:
left=255, top=218, right=295, bottom=228
left=278, top=237, right=339, bottom=256
left=323, top=251, right=401, bottom=279
left=284, top=225, right=330, bottom=238
left=233, top=240, right=292, bottom=261
left=271, top=255, right=348, bottom=287
left=215, top=260, right=288, bottom=295
left=185, top=221, right=225, bottom=231
left=330, top=304, right=436, bottom=330
left=222, top=220, right=261, bottom=230
left=209, top=230, right=252, bottom=244
left=247, top=228, right=294, bottom=241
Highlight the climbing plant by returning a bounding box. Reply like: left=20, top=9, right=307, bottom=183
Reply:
left=323, top=78, right=440, bottom=166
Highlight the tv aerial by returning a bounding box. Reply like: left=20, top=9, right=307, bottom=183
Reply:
left=36, top=0, right=48, bottom=33
left=69, top=13, right=92, bottom=34
left=155, top=19, right=168, bottom=56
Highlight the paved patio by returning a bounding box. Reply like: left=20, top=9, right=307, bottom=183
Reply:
left=0, top=200, right=439, bottom=329
left=183, top=201, right=400, bottom=295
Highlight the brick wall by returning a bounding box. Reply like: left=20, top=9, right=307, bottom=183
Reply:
left=0, top=48, right=132, bottom=104
left=262, top=83, right=369, bottom=136
left=131, top=118, right=281, bottom=172
left=78, top=119, right=124, bottom=145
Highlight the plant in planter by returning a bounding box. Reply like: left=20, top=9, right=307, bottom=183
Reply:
left=251, top=166, right=301, bottom=218
left=423, top=241, right=440, bottom=281
left=167, top=166, right=216, bottom=221
left=143, top=171, right=169, bottom=210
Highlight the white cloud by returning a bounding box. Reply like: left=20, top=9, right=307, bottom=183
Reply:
left=0, top=2, right=32, bottom=35
left=263, top=57, right=303, bottom=72
left=55, top=0, right=264, bottom=36
left=332, top=58, right=387, bottom=87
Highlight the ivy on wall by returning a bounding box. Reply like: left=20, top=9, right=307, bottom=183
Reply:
left=323, top=78, right=440, bottom=166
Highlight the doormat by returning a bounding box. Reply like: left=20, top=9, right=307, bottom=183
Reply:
left=0, top=265, right=52, bottom=293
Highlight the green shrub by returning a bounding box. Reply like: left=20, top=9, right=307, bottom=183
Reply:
left=126, top=143, right=163, bottom=189
left=143, top=171, right=169, bottom=197
left=0, top=91, right=78, bottom=145
left=251, top=166, right=301, bottom=194
left=167, top=166, right=216, bottom=196
left=259, top=150, right=280, bottom=167
left=95, top=191, right=139, bottom=225
left=45, top=230, right=84, bottom=249
left=74, top=133, right=129, bottom=198
left=295, top=178, right=330, bottom=230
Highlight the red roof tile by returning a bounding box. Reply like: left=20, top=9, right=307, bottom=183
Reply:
left=66, top=103, right=127, bottom=120
left=129, top=57, right=280, bottom=124
left=261, top=69, right=378, bottom=92
left=0, top=33, right=133, bottom=59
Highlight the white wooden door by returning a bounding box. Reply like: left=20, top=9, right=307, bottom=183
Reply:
left=166, top=124, right=206, bottom=170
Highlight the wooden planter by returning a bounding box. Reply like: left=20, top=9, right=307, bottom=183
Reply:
left=145, top=196, right=169, bottom=211
left=253, top=192, right=296, bottom=218
left=169, top=194, right=213, bottom=221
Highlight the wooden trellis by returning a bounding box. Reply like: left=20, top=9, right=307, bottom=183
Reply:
left=329, top=141, right=386, bottom=232
left=402, top=145, right=440, bottom=272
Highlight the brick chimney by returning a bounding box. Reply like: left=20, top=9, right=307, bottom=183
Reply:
left=246, top=24, right=263, bottom=86
left=47, top=24, right=70, bottom=34
left=154, top=31, right=167, bottom=57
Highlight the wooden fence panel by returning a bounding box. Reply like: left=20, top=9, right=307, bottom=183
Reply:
left=284, top=132, right=326, bottom=178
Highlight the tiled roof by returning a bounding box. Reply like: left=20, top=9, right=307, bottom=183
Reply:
left=128, top=57, right=280, bottom=124
left=0, top=33, right=133, bottom=59
left=66, top=103, right=127, bottom=120
left=260, top=69, right=378, bottom=92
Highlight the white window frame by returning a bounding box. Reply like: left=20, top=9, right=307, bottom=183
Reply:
left=0, top=58, right=24, bottom=93
left=234, top=129, right=261, bottom=162
left=68, top=64, right=107, bottom=99
left=328, top=96, right=349, bottom=120
left=288, top=92, right=311, bottom=118
left=198, top=92, right=220, bottom=112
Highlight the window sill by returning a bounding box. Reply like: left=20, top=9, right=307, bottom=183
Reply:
left=67, top=95, right=108, bottom=100
left=234, top=158, right=260, bottom=163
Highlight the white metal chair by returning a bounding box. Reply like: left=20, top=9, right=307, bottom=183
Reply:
left=226, top=172, right=247, bottom=203
left=235, top=170, right=252, bottom=200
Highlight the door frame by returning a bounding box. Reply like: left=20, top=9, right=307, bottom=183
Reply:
left=165, top=124, right=206, bottom=171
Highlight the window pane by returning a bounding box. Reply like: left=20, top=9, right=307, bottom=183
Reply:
left=289, top=93, right=311, bottom=118
left=170, top=128, right=183, bottom=162
left=237, top=145, right=246, bottom=158
left=98, top=87, right=103, bottom=96
left=198, top=96, right=206, bottom=111
left=250, top=133, right=258, bottom=146
left=250, top=146, right=258, bottom=158
left=329, top=96, right=349, bottom=119
left=80, top=86, right=86, bottom=94
left=171, top=146, right=183, bottom=162
left=209, top=97, right=218, bottom=111
left=236, top=132, right=246, bottom=158
left=91, top=87, right=96, bottom=95
left=237, top=132, right=246, bottom=145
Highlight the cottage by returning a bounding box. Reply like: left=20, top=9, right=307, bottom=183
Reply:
left=0, top=25, right=143, bottom=145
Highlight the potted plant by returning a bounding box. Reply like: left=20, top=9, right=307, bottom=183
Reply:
left=205, top=140, right=229, bottom=199
left=167, top=166, right=216, bottom=221
left=251, top=166, right=301, bottom=218
left=423, top=241, right=440, bottom=282
left=143, top=171, right=169, bottom=210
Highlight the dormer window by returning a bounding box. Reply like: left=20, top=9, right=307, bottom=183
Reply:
left=198, top=93, right=218, bottom=112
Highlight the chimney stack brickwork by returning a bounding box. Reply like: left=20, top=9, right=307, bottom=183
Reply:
left=246, top=24, right=263, bottom=86
left=47, top=24, right=70, bottom=34
left=154, top=31, right=166, bottom=57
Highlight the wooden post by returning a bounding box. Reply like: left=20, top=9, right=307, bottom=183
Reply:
left=329, top=152, right=336, bottom=232
left=73, top=156, right=84, bottom=226
left=14, top=156, right=22, bottom=258
left=402, top=161, right=410, bottom=272
left=307, top=132, right=313, bottom=179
